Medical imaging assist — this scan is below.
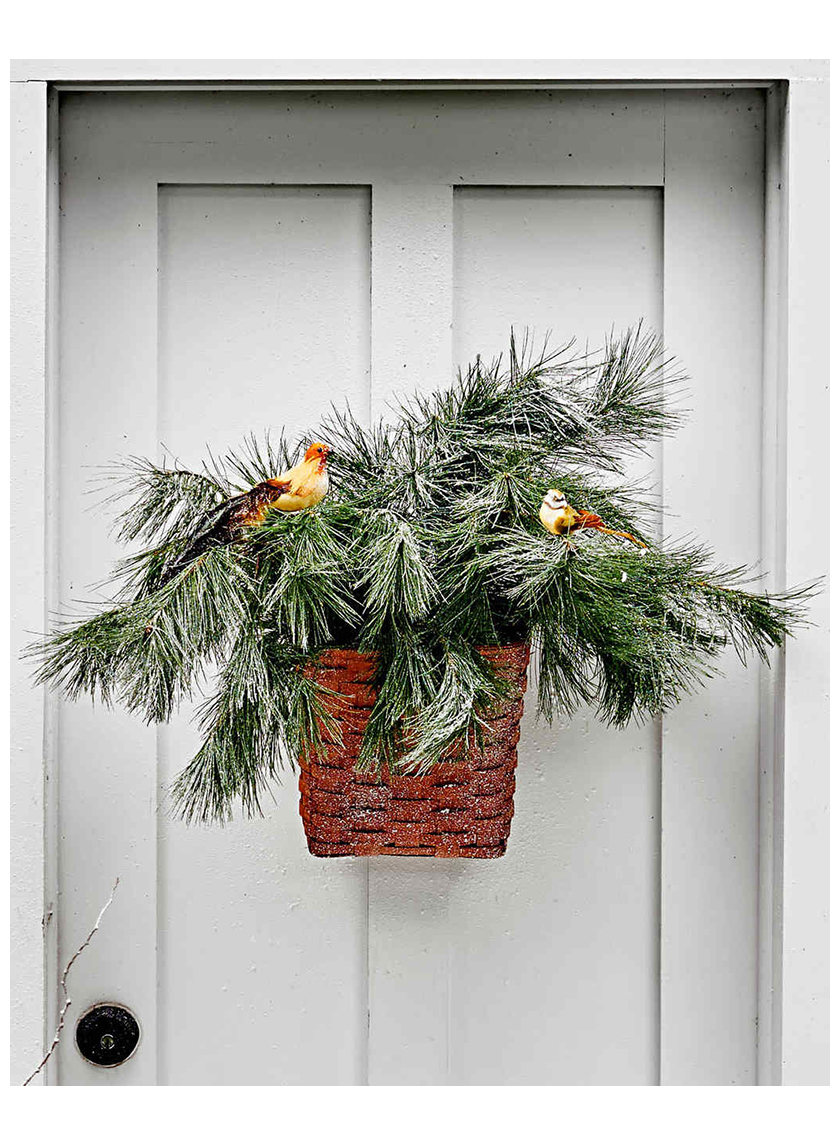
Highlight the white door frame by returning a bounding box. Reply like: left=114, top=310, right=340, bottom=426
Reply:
left=10, top=60, right=829, bottom=1086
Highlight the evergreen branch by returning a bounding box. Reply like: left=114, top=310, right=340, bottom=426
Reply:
left=316, top=406, right=397, bottom=499
left=356, top=510, right=440, bottom=645
left=585, top=323, right=685, bottom=453
left=30, top=545, right=251, bottom=722
left=356, top=636, right=437, bottom=772
left=30, top=326, right=817, bottom=822
left=95, top=456, right=230, bottom=545
left=171, top=633, right=339, bottom=824
left=205, top=430, right=294, bottom=491
left=395, top=639, right=511, bottom=774
left=256, top=505, right=362, bottom=651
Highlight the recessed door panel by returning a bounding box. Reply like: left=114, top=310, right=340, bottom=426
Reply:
left=450, top=186, right=662, bottom=1084
left=158, top=184, right=371, bottom=457
left=156, top=183, right=371, bottom=1085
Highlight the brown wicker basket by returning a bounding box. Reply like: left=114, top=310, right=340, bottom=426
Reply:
left=298, top=643, right=530, bottom=858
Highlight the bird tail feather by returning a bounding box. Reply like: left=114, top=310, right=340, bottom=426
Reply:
left=594, top=526, right=647, bottom=548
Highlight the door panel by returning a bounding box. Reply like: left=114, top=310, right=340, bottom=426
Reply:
left=158, top=184, right=371, bottom=451
left=449, top=186, right=663, bottom=1084
left=156, top=183, right=371, bottom=1085
left=53, top=88, right=767, bottom=1085
left=454, top=185, right=663, bottom=354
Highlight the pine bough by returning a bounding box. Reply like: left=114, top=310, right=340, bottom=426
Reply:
left=32, top=327, right=814, bottom=823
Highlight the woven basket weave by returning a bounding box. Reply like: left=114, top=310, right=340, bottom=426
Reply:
left=298, top=643, right=530, bottom=858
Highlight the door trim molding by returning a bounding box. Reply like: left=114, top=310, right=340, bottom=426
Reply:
left=10, top=59, right=829, bottom=83
left=11, top=78, right=50, bottom=1087
left=10, top=66, right=828, bottom=1086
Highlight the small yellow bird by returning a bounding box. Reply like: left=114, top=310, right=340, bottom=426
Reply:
left=237, top=442, right=332, bottom=524
left=169, top=443, right=332, bottom=575
left=539, top=489, right=646, bottom=548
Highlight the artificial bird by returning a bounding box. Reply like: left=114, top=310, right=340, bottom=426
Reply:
left=167, top=442, right=332, bottom=575
left=539, top=488, right=646, bottom=548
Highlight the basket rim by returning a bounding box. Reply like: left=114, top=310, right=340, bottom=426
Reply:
left=312, top=640, right=530, bottom=658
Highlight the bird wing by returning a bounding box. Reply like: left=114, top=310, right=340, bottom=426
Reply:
left=257, top=477, right=292, bottom=497
left=572, top=509, right=606, bottom=531
left=163, top=478, right=292, bottom=583
left=228, top=479, right=292, bottom=526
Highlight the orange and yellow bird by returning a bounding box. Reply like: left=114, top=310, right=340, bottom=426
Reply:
left=171, top=443, right=332, bottom=573
left=539, top=489, right=646, bottom=548
left=233, top=442, right=332, bottom=524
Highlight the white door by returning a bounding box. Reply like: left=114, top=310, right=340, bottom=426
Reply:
left=52, top=88, right=768, bottom=1085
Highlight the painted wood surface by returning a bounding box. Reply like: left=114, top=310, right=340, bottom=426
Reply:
left=56, top=120, right=161, bottom=1086
left=779, top=77, right=830, bottom=1086
left=156, top=185, right=371, bottom=1084
left=660, top=89, right=766, bottom=1085
left=12, top=60, right=830, bottom=83
left=10, top=78, right=48, bottom=1086
left=448, top=186, right=663, bottom=1085
left=367, top=182, right=455, bottom=1084
left=51, top=88, right=775, bottom=1085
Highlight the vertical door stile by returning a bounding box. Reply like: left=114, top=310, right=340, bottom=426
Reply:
left=779, top=76, right=829, bottom=1087
left=56, top=150, right=161, bottom=1083
left=660, top=89, right=767, bottom=1085
left=367, top=182, right=455, bottom=1086
left=757, top=83, right=786, bottom=1086
left=43, top=85, right=61, bottom=1087
left=10, top=78, right=49, bottom=1087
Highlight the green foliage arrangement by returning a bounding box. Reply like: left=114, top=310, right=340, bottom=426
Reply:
left=32, top=327, right=811, bottom=823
